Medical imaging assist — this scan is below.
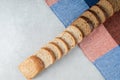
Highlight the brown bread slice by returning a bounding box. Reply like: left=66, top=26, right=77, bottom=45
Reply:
left=81, top=10, right=100, bottom=28
left=57, top=31, right=76, bottom=49
left=97, top=0, right=114, bottom=18
left=19, top=56, right=44, bottom=79
left=72, top=17, right=93, bottom=36
left=95, top=4, right=108, bottom=21
left=107, top=0, right=120, bottom=12
left=52, top=37, right=69, bottom=55
left=65, top=25, right=83, bottom=43
left=35, top=48, right=56, bottom=68
left=43, top=42, right=62, bottom=60
left=90, top=5, right=106, bottom=23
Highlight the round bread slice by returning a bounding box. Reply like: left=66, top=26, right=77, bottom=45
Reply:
left=57, top=31, right=76, bottom=49
left=65, top=25, right=83, bottom=43
left=97, top=0, right=114, bottom=17
left=81, top=10, right=100, bottom=28
left=72, top=17, right=93, bottom=36
left=107, top=0, right=120, bottom=12
left=90, top=5, right=106, bottom=23
left=43, top=42, right=62, bottom=60
left=52, top=37, right=69, bottom=55
left=19, top=56, right=44, bottom=79
left=95, top=4, right=108, bottom=21
left=35, top=48, right=56, bottom=68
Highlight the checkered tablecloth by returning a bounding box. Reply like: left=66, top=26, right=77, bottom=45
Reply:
left=46, top=0, right=120, bottom=80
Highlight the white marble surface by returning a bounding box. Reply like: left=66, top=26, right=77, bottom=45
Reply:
left=0, top=0, right=104, bottom=80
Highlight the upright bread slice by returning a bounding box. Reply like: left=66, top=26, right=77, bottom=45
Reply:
left=81, top=10, right=100, bottom=28
left=65, top=25, right=83, bottom=43
left=52, top=38, right=69, bottom=55
left=90, top=5, right=106, bottom=23
left=107, top=0, right=120, bottom=12
left=35, top=48, right=56, bottom=68
left=19, top=56, right=44, bottom=79
left=95, top=4, right=108, bottom=21
left=97, top=0, right=114, bottom=17
left=43, top=42, right=62, bottom=60
left=72, top=17, right=93, bottom=36
left=57, top=31, right=76, bottom=49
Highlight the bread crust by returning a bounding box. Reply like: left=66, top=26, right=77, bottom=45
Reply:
left=19, top=56, right=44, bottom=79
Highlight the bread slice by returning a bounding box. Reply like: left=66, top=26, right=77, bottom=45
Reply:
left=43, top=42, right=62, bottom=60
left=52, top=37, right=69, bottom=55
left=97, top=0, right=114, bottom=18
left=72, top=17, right=93, bottom=36
left=19, top=56, right=44, bottom=79
left=95, top=4, right=108, bottom=21
left=65, top=25, right=83, bottom=43
left=107, top=0, right=120, bottom=12
left=57, top=31, right=76, bottom=49
left=90, top=5, right=106, bottom=23
left=81, top=10, right=100, bottom=28
left=35, top=48, right=56, bottom=68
